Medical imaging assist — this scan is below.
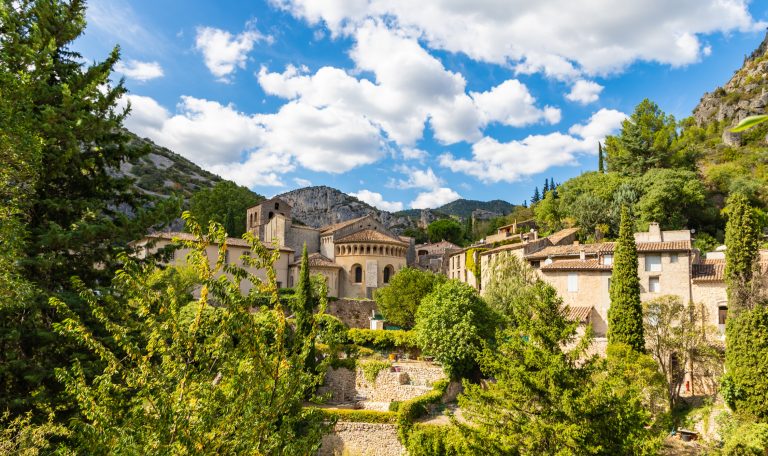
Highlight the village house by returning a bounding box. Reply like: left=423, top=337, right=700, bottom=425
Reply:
left=133, top=197, right=413, bottom=299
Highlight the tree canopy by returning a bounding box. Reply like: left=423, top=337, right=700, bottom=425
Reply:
left=427, top=219, right=465, bottom=245
left=374, top=267, right=446, bottom=328
left=189, top=181, right=263, bottom=237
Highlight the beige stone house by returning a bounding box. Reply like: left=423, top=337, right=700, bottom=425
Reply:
left=130, top=231, right=294, bottom=294
left=133, top=197, right=411, bottom=299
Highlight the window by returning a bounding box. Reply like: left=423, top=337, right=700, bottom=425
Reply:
left=649, top=276, right=661, bottom=293
left=645, top=255, right=662, bottom=272
left=568, top=273, right=578, bottom=292
left=670, top=253, right=678, bottom=263
left=276, top=281, right=282, bottom=288
left=383, top=265, right=393, bottom=283
left=275, top=202, right=280, bottom=210
left=603, top=254, right=613, bottom=266
left=353, top=265, right=363, bottom=283
left=718, top=306, right=728, bottom=325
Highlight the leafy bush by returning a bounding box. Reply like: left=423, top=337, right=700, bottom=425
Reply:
left=722, top=422, right=768, bottom=455
left=414, top=281, right=497, bottom=379
left=360, top=360, right=391, bottom=383
left=724, top=305, right=768, bottom=418
left=329, top=357, right=357, bottom=371
left=404, top=424, right=472, bottom=456
left=397, top=378, right=450, bottom=439
left=374, top=267, right=447, bottom=328
left=389, top=401, right=401, bottom=412
left=318, top=409, right=398, bottom=424
left=347, top=329, right=419, bottom=351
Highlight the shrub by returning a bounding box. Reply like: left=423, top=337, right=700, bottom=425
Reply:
left=722, top=422, right=768, bottom=455
left=318, top=409, right=398, bottom=424
left=404, top=424, right=472, bottom=456
left=388, top=401, right=401, bottom=412
left=724, top=305, right=768, bottom=418
left=347, top=329, right=419, bottom=351
left=373, top=267, right=447, bottom=328
left=414, top=281, right=497, bottom=379
left=329, top=358, right=357, bottom=371
left=397, top=378, right=450, bottom=439
left=360, top=360, right=391, bottom=383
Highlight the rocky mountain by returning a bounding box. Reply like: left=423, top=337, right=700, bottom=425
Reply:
left=276, top=186, right=417, bottom=232
left=693, top=33, right=768, bottom=145
left=119, top=130, right=228, bottom=205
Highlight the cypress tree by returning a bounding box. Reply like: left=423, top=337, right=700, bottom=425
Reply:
left=294, top=243, right=316, bottom=369
left=724, top=193, right=760, bottom=313
left=598, top=142, right=605, bottom=173
left=531, top=187, right=541, bottom=204
left=224, top=207, right=236, bottom=236
left=543, top=179, right=550, bottom=194
left=608, top=206, right=644, bottom=351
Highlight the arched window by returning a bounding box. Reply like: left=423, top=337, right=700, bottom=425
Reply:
left=275, top=202, right=280, bottom=210
left=268, top=211, right=274, bottom=220
left=383, top=265, right=394, bottom=284
left=353, top=265, right=363, bottom=283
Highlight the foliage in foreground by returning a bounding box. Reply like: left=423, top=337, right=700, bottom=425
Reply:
left=723, top=304, right=768, bottom=419
left=374, top=267, right=447, bottom=328
left=459, top=254, right=663, bottom=455
left=608, top=206, right=644, bottom=351
left=415, top=281, right=497, bottom=379
left=50, top=215, right=329, bottom=454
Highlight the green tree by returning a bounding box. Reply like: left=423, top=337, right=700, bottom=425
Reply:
left=643, top=295, right=722, bottom=410
left=724, top=193, right=762, bottom=313
left=633, top=168, right=711, bottom=231
left=533, top=190, right=563, bottom=233
left=598, top=141, right=605, bottom=173
left=51, top=215, right=328, bottom=453
left=531, top=186, right=541, bottom=204
left=427, top=219, right=464, bottom=244
left=604, top=99, right=677, bottom=175
left=723, top=304, right=768, bottom=419
left=293, top=244, right=317, bottom=370
left=373, top=267, right=446, bottom=328
left=189, top=181, right=262, bottom=237
left=402, top=227, right=428, bottom=244
left=0, top=0, right=178, bottom=416
left=460, top=258, right=662, bottom=454
left=608, top=206, right=644, bottom=351
left=414, top=281, right=496, bottom=379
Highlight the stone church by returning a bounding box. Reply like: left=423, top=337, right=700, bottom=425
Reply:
left=247, top=197, right=412, bottom=298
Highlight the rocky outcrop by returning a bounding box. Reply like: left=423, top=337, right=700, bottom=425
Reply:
left=277, top=186, right=416, bottom=233
left=693, top=33, right=768, bottom=128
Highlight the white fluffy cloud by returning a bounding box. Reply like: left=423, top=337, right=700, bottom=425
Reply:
left=410, top=187, right=461, bottom=209
left=350, top=189, right=404, bottom=212
left=439, top=108, right=627, bottom=183
left=195, top=23, right=270, bottom=81
left=115, top=59, right=164, bottom=81
left=389, top=167, right=443, bottom=190
left=120, top=92, right=387, bottom=186
left=271, top=0, right=763, bottom=77
left=258, top=21, right=554, bottom=147
left=565, top=80, right=604, bottom=104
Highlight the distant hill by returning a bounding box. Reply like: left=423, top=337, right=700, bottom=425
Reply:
left=119, top=130, right=226, bottom=205
left=435, top=199, right=516, bottom=219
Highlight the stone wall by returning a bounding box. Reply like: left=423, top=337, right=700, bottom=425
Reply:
left=318, top=422, right=404, bottom=456
left=319, top=362, right=446, bottom=407
left=326, top=299, right=378, bottom=329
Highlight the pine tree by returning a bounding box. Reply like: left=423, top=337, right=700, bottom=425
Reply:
left=550, top=178, right=558, bottom=198
left=724, top=193, right=761, bottom=313
left=543, top=179, right=550, bottom=194
left=598, top=142, right=605, bottom=173
left=0, top=0, right=177, bottom=416
left=608, top=206, right=644, bottom=351
left=531, top=187, right=541, bottom=204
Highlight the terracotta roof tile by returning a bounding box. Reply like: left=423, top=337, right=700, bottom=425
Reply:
left=563, top=305, right=593, bottom=323
left=547, top=227, right=580, bottom=245
left=140, top=232, right=294, bottom=251
left=291, top=253, right=341, bottom=268
left=319, top=215, right=370, bottom=234
left=336, top=229, right=407, bottom=245
left=636, top=241, right=692, bottom=252
left=693, top=259, right=768, bottom=282
left=540, top=259, right=612, bottom=271
left=525, top=243, right=612, bottom=260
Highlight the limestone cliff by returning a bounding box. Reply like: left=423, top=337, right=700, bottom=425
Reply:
left=276, top=186, right=417, bottom=232
left=693, top=32, right=768, bottom=144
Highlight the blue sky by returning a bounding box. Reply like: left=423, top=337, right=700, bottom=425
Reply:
left=75, top=0, right=768, bottom=211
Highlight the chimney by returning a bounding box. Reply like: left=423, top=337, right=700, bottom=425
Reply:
left=579, top=248, right=586, bottom=261
left=649, top=222, right=662, bottom=242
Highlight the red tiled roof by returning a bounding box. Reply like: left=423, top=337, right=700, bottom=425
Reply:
left=692, top=259, right=768, bottom=282
left=636, top=241, right=692, bottom=252
left=140, top=231, right=294, bottom=251
left=336, top=229, right=407, bottom=245
left=525, top=243, right=611, bottom=260
left=291, top=253, right=341, bottom=268
left=563, top=305, right=593, bottom=323
left=319, top=215, right=371, bottom=234
left=540, top=259, right=612, bottom=271
left=547, top=227, right=580, bottom=245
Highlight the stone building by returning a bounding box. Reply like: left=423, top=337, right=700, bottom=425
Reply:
left=133, top=197, right=412, bottom=299
left=250, top=197, right=412, bottom=299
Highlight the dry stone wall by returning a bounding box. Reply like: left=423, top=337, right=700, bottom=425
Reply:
left=318, top=422, right=404, bottom=456
left=326, top=299, right=378, bottom=329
